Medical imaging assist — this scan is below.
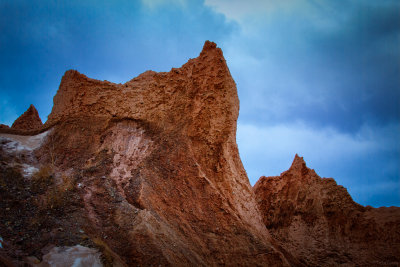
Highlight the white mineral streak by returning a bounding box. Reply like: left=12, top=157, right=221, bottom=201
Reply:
left=104, top=124, right=152, bottom=197
left=35, top=245, right=102, bottom=267
left=0, top=130, right=49, bottom=177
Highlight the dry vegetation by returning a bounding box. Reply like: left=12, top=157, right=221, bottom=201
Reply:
left=31, top=166, right=77, bottom=211
left=92, top=237, right=117, bottom=267
left=31, top=165, right=53, bottom=193
left=0, top=156, right=87, bottom=262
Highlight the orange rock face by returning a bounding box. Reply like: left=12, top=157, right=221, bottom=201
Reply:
left=254, top=154, right=400, bottom=266
left=34, top=41, right=291, bottom=266
left=11, top=104, right=43, bottom=131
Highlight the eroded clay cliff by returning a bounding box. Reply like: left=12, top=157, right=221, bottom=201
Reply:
left=254, top=154, right=400, bottom=266
left=0, top=41, right=292, bottom=266
left=1, top=41, right=399, bottom=267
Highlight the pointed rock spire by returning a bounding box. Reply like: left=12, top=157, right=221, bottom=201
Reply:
left=291, top=154, right=306, bottom=167
left=199, top=40, right=225, bottom=62
left=11, top=104, right=43, bottom=131
left=201, top=40, right=218, bottom=54
left=288, top=154, right=309, bottom=174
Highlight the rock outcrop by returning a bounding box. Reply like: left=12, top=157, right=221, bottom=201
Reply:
left=1, top=41, right=399, bottom=266
left=254, top=154, right=400, bottom=266
left=11, top=104, right=43, bottom=131
left=4, top=41, right=289, bottom=266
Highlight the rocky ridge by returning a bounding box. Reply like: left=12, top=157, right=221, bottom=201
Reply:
left=254, top=154, right=400, bottom=266
left=0, top=41, right=399, bottom=266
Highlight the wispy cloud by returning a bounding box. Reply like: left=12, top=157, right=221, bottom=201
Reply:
left=205, top=0, right=308, bottom=23
left=140, top=0, right=187, bottom=10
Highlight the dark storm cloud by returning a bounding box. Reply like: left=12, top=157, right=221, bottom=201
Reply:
left=230, top=0, right=400, bottom=133
left=304, top=1, right=400, bottom=131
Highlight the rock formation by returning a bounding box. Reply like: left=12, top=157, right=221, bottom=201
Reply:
left=0, top=41, right=293, bottom=266
left=1, top=41, right=399, bottom=266
left=11, top=104, right=43, bottom=131
left=254, top=154, right=400, bottom=266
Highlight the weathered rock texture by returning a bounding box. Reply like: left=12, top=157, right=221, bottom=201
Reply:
left=31, top=41, right=291, bottom=266
left=2, top=41, right=399, bottom=266
left=11, top=104, right=43, bottom=131
left=254, top=154, right=400, bottom=266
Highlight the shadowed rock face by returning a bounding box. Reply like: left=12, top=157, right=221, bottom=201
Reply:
left=254, top=154, right=400, bottom=266
left=11, top=104, right=43, bottom=131
left=32, top=41, right=290, bottom=266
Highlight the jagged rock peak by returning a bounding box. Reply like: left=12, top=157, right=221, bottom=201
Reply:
left=288, top=154, right=307, bottom=171
left=203, top=40, right=217, bottom=50
left=11, top=104, right=43, bottom=131
left=62, top=69, right=89, bottom=81
left=30, top=41, right=291, bottom=266
left=46, top=40, right=237, bottom=133
left=253, top=153, right=400, bottom=266
left=199, top=40, right=226, bottom=65
left=200, top=40, right=219, bottom=55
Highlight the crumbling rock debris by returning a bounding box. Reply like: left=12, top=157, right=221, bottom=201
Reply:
left=11, top=104, right=43, bottom=131
left=254, top=154, right=400, bottom=266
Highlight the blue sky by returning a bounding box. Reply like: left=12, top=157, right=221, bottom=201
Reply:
left=1, top=0, right=399, bottom=207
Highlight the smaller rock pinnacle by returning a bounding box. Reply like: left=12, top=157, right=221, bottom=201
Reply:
left=289, top=154, right=308, bottom=172
left=11, top=104, right=43, bottom=131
